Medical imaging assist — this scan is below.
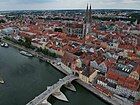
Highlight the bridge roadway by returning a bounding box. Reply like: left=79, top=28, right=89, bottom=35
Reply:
left=26, top=75, right=78, bottom=105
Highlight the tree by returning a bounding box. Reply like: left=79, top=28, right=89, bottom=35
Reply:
left=42, top=48, right=49, bottom=55
left=0, top=19, right=6, bottom=24
left=54, top=28, right=63, bottom=32
left=37, top=47, right=43, bottom=52
left=24, top=37, right=31, bottom=48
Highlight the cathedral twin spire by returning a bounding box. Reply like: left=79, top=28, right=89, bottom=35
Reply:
left=85, top=4, right=92, bottom=23
left=82, top=4, right=92, bottom=37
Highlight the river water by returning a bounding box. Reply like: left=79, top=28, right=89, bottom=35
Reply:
left=0, top=46, right=109, bottom=105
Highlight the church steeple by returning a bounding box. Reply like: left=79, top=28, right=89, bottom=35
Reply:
left=83, top=4, right=92, bottom=37
left=86, top=3, right=88, bottom=11
left=85, top=4, right=89, bottom=23
left=89, top=4, right=92, bottom=23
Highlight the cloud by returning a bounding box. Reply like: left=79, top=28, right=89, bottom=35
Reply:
left=0, top=0, right=56, bottom=5
left=0, top=0, right=139, bottom=10
left=16, top=0, right=55, bottom=4
left=91, top=0, right=140, bottom=9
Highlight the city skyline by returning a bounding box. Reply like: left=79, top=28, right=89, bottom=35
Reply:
left=0, top=0, right=140, bottom=104
left=0, top=0, right=140, bottom=11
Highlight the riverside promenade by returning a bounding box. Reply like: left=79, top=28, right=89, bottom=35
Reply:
left=2, top=39, right=132, bottom=105
left=50, top=60, right=121, bottom=105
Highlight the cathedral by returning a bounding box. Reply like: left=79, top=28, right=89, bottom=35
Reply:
left=83, top=4, right=92, bottom=37
left=65, top=4, right=92, bottom=38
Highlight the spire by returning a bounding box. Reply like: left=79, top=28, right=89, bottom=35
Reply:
left=89, top=4, right=92, bottom=23
left=86, top=3, right=88, bottom=10
left=85, top=4, right=92, bottom=23
left=86, top=3, right=88, bottom=15
left=83, top=4, right=92, bottom=37
left=85, top=4, right=89, bottom=23
left=90, top=4, right=91, bottom=10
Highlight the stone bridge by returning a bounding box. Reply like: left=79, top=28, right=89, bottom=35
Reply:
left=26, top=75, right=78, bottom=105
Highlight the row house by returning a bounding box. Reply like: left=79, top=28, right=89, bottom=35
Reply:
left=79, top=66, right=98, bottom=84
left=90, top=55, right=106, bottom=74
left=65, top=22, right=84, bottom=38
left=61, top=52, right=81, bottom=74
left=97, top=70, right=140, bottom=101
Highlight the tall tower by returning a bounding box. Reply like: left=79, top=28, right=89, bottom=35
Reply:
left=83, top=4, right=92, bottom=37
left=85, top=4, right=89, bottom=23
left=89, top=4, right=92, bottom=23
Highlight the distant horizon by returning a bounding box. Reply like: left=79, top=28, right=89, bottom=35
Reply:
left=0, top=0, right=140, bottom=11
left=0, top=8, right=140, bottom=12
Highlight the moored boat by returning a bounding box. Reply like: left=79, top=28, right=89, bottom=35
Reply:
left=4, top=43, right=9, bottom=47
left=20, top=50, right=33, bottom=57
left=1, top=43, right=9, bottom=48
left=0, top=76, right=4, bottom=84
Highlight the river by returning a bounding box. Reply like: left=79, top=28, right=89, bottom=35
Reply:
left=0, top=46, right=109, bottom=105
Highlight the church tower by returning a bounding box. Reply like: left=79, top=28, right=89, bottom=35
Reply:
left=83, top=4, right=92, bottom=37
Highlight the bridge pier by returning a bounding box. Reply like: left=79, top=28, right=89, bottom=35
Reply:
left=64, top=82, right=76, bottom=92
left=52, top=88, right=68, bottom=102
left=39, top=99, right=52, bottom=105
left=26, top=75, right=78, bottom=105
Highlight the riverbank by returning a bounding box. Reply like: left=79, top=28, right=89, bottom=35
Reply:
left=50, top=60, right=120, bottom=105
left=1, top=39, right=33, bottom=54
left=1, top=39, right=128, bottom=105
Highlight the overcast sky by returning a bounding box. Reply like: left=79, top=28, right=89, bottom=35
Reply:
left=0, top=0, right=140, bottom=11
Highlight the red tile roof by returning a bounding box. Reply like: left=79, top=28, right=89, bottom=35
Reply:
left=61, top=52, right=78, bottom=66
left=106, top=70, right=119, bottom=81
left=97, top=76, right=107, bottom=83
left=83, top=58, right=90, bottom=66
left=135, top=64, right=140, bottom=75
left=118, top=44, right=133, bottom=50
left=106, top=70, right=140, bottom=91
left=134, top=100, right=140, bottom=105
left=124, top=77, right=140, bottom=91
left=95, top=84, right=113, bottom=96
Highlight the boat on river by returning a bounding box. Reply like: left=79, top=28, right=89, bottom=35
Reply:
left=20, top=51, right=33, bottom=57
left=1, top=43, right=9, bottom=48
left=0, top=76, right=4, bottom=84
